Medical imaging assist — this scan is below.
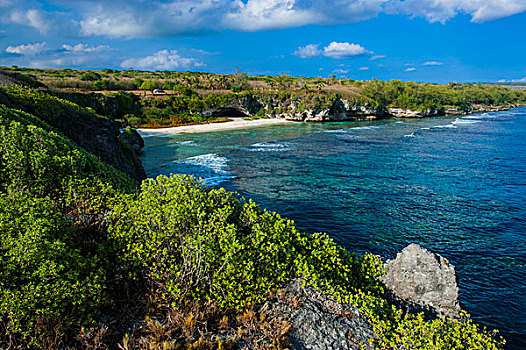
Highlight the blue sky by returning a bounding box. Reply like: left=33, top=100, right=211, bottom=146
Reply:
left=0, top=0, right=525, bottom=83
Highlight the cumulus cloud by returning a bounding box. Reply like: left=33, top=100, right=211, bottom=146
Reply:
left=359, top=66, right=369, bottom=70
left=62, top=43, right=110, bottom=53
left=293, top=43, right=321, bottom=58
left=333, top=68, right=348, bottom=74
left=404, top=67, right=417, bottom=72
left=120, top=50, right=205, bottom=70
left=1, top=0, right=525, bottom=40
left=423, top=61, right=443, bottom=66
left=388, top=0, right=526, bottom=23
left=322, top=42, right=370, bottom=59
left=5, top=42, right=46, bottom=55
left=294, top=41, right=371, bottom=59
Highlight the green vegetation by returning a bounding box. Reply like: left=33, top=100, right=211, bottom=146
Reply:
left=0, top=70, right=514, bottom=348
left=2, top=66, right=525, bottom=128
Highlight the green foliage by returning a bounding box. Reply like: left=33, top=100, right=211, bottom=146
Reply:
left=0, top=191, right=107, bottom=346
left=110, top=175, right=300, bottom=309
left=80, top=71, right=101, bottom=81
left=373, top=309, right=504, bottom=349
left=139, top=80, right=159, bottom=91
left=0, top=105, right=137, bottom=196
left=360, top=79, right=524, bottom=111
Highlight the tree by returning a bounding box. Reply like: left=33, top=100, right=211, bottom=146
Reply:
left=139, top=80, right=159, bottom=91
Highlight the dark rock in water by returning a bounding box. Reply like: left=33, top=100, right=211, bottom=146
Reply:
left=382, top=244, right=460, bottom=318
left=261, top=279, right=375, bottom=350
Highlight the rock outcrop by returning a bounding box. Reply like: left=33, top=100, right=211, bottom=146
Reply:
left=388, top=107, right=445, bottom=118
left=382, top=244, right=460, bottom=318
left=261, top=279, right=375, bottom=350
left=269, top=98, right=390, bottom=122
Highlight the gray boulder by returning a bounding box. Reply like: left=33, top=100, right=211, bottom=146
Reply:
left=382, top=244, right=461, bottom=318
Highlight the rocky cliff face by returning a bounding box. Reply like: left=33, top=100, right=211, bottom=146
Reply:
left=388, top=107, right=446, bottom=118
left=382, top=244, right=461, bottom=318
left=278, top=99, right=390, bottom=122
left=201, top=95, right=391, bottom=122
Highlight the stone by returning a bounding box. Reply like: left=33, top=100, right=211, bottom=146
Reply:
left=382, top=244, right=461, bottom=318
left=260, top=279, right=375, bottom=350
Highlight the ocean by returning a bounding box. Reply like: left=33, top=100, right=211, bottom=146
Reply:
left=141, top=107, right=526, bottom=348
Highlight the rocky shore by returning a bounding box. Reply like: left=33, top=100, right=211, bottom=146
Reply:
left=238, top=244, right=462, bottom=350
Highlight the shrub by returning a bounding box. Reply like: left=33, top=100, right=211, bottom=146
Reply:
left=0, top=191, right=107, bottom=346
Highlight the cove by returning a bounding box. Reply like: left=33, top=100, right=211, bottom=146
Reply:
left=142, top=108, right=526, bottom=349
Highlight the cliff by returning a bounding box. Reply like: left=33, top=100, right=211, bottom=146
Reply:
left=0, top=85, right=146, bottom=182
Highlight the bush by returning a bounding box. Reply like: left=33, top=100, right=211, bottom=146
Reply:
left=80, top=72, right=101, bottom=82
left=0, top=191, right=107, bottom=346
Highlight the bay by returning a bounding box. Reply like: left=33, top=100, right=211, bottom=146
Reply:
left=141, top=108, right=526, bottom=348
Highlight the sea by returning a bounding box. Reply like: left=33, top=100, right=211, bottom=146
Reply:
left=140, top=107, right=526, bottom=349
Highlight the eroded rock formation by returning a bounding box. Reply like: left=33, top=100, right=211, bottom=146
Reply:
left=382, top=244, right=461, bottom=318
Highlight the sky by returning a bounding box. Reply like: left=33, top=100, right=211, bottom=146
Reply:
left=0, top=0, right=525, bottom=83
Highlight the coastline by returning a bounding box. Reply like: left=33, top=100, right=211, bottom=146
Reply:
left=138, top=117, right=294, bottom=136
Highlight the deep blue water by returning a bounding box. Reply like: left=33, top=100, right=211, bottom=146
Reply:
left=141, top=108, right=526, bottom=348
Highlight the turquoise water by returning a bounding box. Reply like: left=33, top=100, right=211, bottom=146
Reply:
left=141, top=108, right=526, bottom=348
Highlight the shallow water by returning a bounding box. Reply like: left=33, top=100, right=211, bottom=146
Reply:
left=141, top=108, right=526, bottom=348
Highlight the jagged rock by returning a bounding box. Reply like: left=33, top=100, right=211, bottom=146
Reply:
left=388, top=107, right=445, bottom=118
left=274, top=98, right=390, bottom=122
left=382, top=244, right=460, bottom=318
left=260, top=279, right=375, bottom=350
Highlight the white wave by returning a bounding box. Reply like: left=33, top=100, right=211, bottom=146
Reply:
left=352, top=126, right=380, bottom=130
left=462, top=115, right=483, bottom=120
left=161, top=153, right=232, bottom=186
left=395, top=121, right=405, bottom=124
left=323, top=129, right=347, bottom=133
left=452, top=118, right=479, bottom=125
left=421, top=127, right=431, bottom=130
left=250, top=141, right=294, bottom=152
left=323, top=125, right=380, bottom=133
left=183, top=153, right=228, bottom=173
left=404, top=132, right=415, bottom=138
left=175, top=140, right=196, bottom=145
left=434, top=123, right=456, bottom=129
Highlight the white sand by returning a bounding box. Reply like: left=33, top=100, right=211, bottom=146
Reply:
left=138, top=118, right=294, bottom=136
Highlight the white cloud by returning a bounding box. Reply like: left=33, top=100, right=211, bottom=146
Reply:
left=10, top=8, right=51, bottom=33
left=498, top=77, right=526, bottom=83
left=224, top=0, right=317, bottom=31
left=68, top=0, right=388, bottom=37
left=370, top=55, right=386, bottom=60
left=388, top=0, right=526, bottom=24
left=1, top=0, right=525, bottom=41
left=333, top=68, right=348, bottom=74
left=62, top=43, right=110, bottom=53
left=404, top=67, right=417, bottom=72
left=322, top=41, right=370, bottom=59
left=423, top=61, right=443, bottom=66
left=294, top=41, right=371, bottom=59
left=293, top=43, right=321, bottom=58
left=6, top=42, right=46, bottom=55
left=359, top=66, right=369, bottom=70
left=120, top=50, right=205, bottom=70
left=190, top=48, right=220, bottom=55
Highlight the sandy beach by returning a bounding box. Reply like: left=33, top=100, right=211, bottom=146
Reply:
left=138, top=117, right=294, bottom=136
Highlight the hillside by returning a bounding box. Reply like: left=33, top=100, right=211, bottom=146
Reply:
left=0, top=72, right=511, bottom=349
left=2, top=66, right=526, bottom=129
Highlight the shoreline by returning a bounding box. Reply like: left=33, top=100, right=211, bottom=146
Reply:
left=138, top=117, right=294, bottom=136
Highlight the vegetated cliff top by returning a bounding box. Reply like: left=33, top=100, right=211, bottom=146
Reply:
left=2, top=66, right=526, bottom=129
